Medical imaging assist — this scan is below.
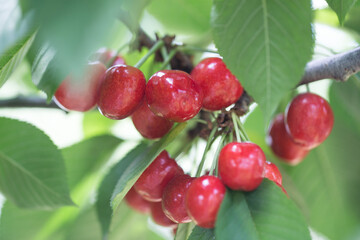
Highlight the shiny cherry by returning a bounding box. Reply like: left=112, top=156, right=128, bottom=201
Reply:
left=162, top=174, right=193, bottom=223
left=285, top=93, right=334, bottom=149
left=191, top=57, right=243, bottom=110
left=267, top=114, right=309, bottom=165
left=97, top=65, right=146, bottom=120
left=150, top=202, right=177, bottom=227
left=219, top=142, right=266, bottom=191
left=264, top=161, right=282, bottom=186
left=124, top=187, right=151, bottom=214
left=131, top=99, right=174, bottom=139
left=134, top=150, right=184, bottom=202
left=146, top=70, right=203, bottom=122
left=54, top=61, right=106, bottom=112
left=185, top=175, right=226, bottom=229
left=91, top=47, right=126, bottom=66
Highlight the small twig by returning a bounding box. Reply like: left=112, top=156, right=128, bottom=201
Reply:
left=0, top=96, right=63, bottom=110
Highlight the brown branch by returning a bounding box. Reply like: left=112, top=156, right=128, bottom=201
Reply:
left=299, top=47, right=360, bottom=86
left=0, top=96, right=63, bottom=110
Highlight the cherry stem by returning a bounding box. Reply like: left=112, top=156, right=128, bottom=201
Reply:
left=306, top=84, right=310, bottom=92
left=134, top=40, right=164, bottom=69
left=231, top=112, right=241, bottom=142
left=235, top=116, right=250, bottom=142
left=190, top=118, right=208, bottom=125
left=210, top=129, right=228, bottom=176
left=159, top=48, right=178, bottom=70
left=195, top=126, right=217, bottom=177
left=105, top=43, right=128, bottom=68
left=179, top=45, right=218, bottom=54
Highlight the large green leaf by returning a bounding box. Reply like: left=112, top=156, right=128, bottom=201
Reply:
left=0, top=31, right=36, bottom=87
left=211, top=0, right=313, bottom=123
left=175, top=222, right=194, bottom=240
left=0, top=117, right=73, bottom=209
left=215, top=180, right=311, bottom=240
left=147, top=0, right=212, bottom=35
left=187, top=226, right=215, bottom=240
left=326, top=0, right=357, bottom=24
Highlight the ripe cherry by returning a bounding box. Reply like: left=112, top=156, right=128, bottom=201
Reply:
left=146, top=70, right=203, bottom=122
left=267, top=114, right=309, bottom=165
left=191, top=57, right=243, bottom=110
left=218, top=142, right=266, bottom=191
left=185, top=175, right=226, bottom=229
left=162, top=174, right=193, bottom=223
left=264, top=161, right=282, bottom=186
left=54, top=61, right=106, bottom=112
left=150, top=202, right=177, bottom=227
left=91, top=48, right=126, bottom=66
left=131, top=100, right=174, bottom=139
left=285, top=93, right=334, bottom=149
left=97, top=65, right=146, bottom=120
left=134, top=150, right=184, bottom=202
left=124, top=187, right=151, bottom=214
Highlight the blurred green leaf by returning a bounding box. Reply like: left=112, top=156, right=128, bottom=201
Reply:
left=211, top=0, right=313, bottom=124
left=326, top=0, right=357, bottom=24
left=216, top=180, right=311, bottom=240
left=124, top=48, right=162, bottom=79
left=175, top=222, right=194, bottom=240
left=344, top=5, right=360, bottom=38
left=82, top=111, right=118, bottom=138
left=187, top=226, right=215, bottom=240
left=146, top=0, right=212, bottom=35
left=0, top=117, right=73, bottom=209
left=0, top=31, right=36, bottom=87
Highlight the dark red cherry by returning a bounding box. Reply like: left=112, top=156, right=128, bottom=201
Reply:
left=191, top=57, right=243, bottom=110
left=218, top=142, right=266, bottom=191
left=267, top=114, right=309, bottom=165
left=97, top=65, right=146, bottom=120
left=124, top=187, right=151, bottom=214
left=264, top=161, right=282, bottom=186
left=285, top=93, right=334, bottom=149
left=131, top=100, right=174, bottom=139
left=146, top=70, right=203, bottom=122
left=150, top=202, right=177, bottom=227
left=185, top=175, right=225, bottom=229
left=134, top=150, right=184, bottom=202
left=162, top=174, right=193, bottom=223
left=54, top=61, right=106, bottom=112
left=91, top=48, right=126, bottom=66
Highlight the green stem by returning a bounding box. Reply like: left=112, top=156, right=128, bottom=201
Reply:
left=231, top=112, right=241, bottom=142
left=236, top=117, right=250, bottom=142
left=159, top=48, right=178, bottom=70
left=105, top=43, right=128, bottom=68
left=306, top=84, right=310, bottom=92
left=134, top=40, right=164, bottom=68
left=180, top=45, right=218, bottom=54
left=195, top=126, right=217, bottom=177
left=190, top=118, right=208, bottom=125
left=210, top=130, right=228, bottom=176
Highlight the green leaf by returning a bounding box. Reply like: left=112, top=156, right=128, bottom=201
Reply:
left=187, top=226, right=215, bottom=240
left=62, top=135, right=122, bottom=189
left=0, top=31, right=36, bottom=88
left=0, top=117, right=73, bottom=209
left=211, top=0, right=313, bottom=123
left=82, top=111, right=117, bottom=138
left=215, top=180, right=311, bottom=240
left=95, top=122, right=186, bottom=239
left=326, top=0, right=357, bottom=24
left=147, top=0, right=212, bottom=35
left=175, top=222, right=194, bottom=240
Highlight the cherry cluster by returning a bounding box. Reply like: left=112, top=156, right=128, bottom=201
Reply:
left=267, top=93, right=334, bottom=165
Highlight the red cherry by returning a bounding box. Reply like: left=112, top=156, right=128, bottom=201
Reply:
left=134, top=150, right=184, bottom=202
left=150, top=202, right=177, bottom=227
left=264, top=161, right=282, bottom=186
left=97, top=65, right=146, bottom=120
left=54, top=61, right=106, bottom=112
left=91, top=48, right=126, bottom=66
left=218, top=142, right=266, bottom=191
left=131, top=100, right=174, bottom=139
left=162, top=174, right=193, bottom=223
left=191, top=57, right=243, bottom=110
left=267, top=114, right=309, bottom=165
left=146, top=70, right=203, bottom=122
left=285, top=93, right=334, bottom=149
left=124, top=187, right=151, bottom=214
left=185, top=175, right=225, bottom=229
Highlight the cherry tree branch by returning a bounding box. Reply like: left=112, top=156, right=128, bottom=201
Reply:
left=299, top=47, right=360, bottom=86
left=0, top=96, right=62, bottom=110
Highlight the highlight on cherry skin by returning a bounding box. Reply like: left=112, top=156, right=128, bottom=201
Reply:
left=146, top=70, right=203, bottom=122
left=97, top=65, right=146, bottom=120
left=54, top=61, right=106, bottom=112
left=185, top=175, right=226, bottom=229
left=191, top=57, right=244, bottom=110
left=218, top=142, right=266, bottom=191
left=267, top=113, right=309, bottom=165
left=285, top=92, right=334, bottom=149
left=131, top=99, right=174, bottom=140
left=134, top=150, right=184, bottom=202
